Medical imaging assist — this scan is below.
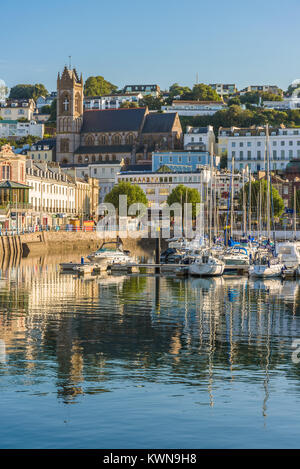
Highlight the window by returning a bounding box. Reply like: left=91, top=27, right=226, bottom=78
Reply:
left=239, top=142, right=243, bottom=147
left=232, top=142, right=236, bottom=147
left=257, top=151, right=261, bottom=160
left=273, top=141, right=277, bottom=146
left=257, top=142, right=261, bottom=147
left=289, top=141, right=293, bottom=146
left=112, top=134, right=121, bottom=144
left=247, top=142, right=251, bottom=147
left=273, top=150, right=277, bottom=160
left=281, top=141, right=285, bottom=146
left=247, top=151, right=251, bottom=159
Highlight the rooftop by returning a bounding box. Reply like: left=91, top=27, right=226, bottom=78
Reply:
left=82, top=107, right=146, bottom=133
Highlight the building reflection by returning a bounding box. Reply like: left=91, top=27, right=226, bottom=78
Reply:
left=0, top=254, right=300, bottom=408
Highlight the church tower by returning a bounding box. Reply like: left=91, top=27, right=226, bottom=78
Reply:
left=56, top=66, right=83, bottom=164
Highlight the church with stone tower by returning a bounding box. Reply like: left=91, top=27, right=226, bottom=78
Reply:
left=56, top=67, right=183, bottom=166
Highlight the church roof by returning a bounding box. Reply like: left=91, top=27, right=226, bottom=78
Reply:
left=142, top=113, right=177, bottom=133
left=82, top=108, right=147, bottom=133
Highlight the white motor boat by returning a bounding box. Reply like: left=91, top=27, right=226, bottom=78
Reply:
left=277, top=242, right=300, bottom=277
left=87, top=241, right=133, bottom=265
left=249, top=250, right=284, bottom=278
left=222, top=246, right=250, bottom=268
left=189, top=251, right=225, bottom=277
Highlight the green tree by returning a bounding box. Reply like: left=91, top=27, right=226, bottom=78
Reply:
left=180, top=83, right=221, bottom=102
left=48, top=99, right=57, bottom=122
left=9, top=83, right=48, bottom=100
left=227, top=96, right=241, bottom=106
left=139, top=94, right=165, bottom=110
left=169, top=83, right=192, bottom=99
left=167, top=184, right=200, bottom=218
left=119, top=101, right=139, bottom=108
left=239, top=179, right=284, bottom=218
left=104, top=182, right=148, bottom=214
left=84, top=76, right=118, bottom=97
left=40, top=105, right=51, bottom=114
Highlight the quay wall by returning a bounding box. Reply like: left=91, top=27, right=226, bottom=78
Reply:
left=0, top=230, right=168, bottom=260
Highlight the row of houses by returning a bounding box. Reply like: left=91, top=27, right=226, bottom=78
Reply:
left=0, top=144, right=99, bottom=230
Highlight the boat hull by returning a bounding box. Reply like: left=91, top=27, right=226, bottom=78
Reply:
left=189, top=263, right=224, bottom=277
left=249, top=264, right=283, bottom=278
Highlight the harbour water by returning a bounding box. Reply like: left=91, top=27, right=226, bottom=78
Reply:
left=1, top=253, right=300, bottom=448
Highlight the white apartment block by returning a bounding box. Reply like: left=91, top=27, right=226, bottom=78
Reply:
left=65, top=161, right=123, bottom=202
left=184, top=125, right=216, bottom=152
left=240, top=85, right=281, bottom=95
left=84, top=93, right=143, bottom=110
left=0, top=120, right=44, bottom=138
left=209, top=84, right=237, bottom=98
left=162, top=100, right=226, bottom=116
left=26, top=161, right=76, bottom=225
left=263, top=96, right=300, bottom=110
left=116, top=168, right=212, bottom=207
left=220, top=127, right=300, bottom=173
left=0, top=99, right=36, bottom=121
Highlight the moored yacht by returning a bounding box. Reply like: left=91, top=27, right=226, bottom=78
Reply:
left=189, top=250, right=225, bottom=277
left=249, top=250, right=284, bottom=278
left=87, top=241, right=133, bottom=265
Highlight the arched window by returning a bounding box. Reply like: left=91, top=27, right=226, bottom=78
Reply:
left=126, top=134, right=134, bottom=144
left=62, top=158, right=69, bottom=164
left=84, top=156, right=89, bottom=163
left=1, top=164, right=11, bottom=181
left=60, top=139, right=69, bottom=152
left=105, top=155, right=110, bottom=161
left=85, top=134, right=95, bottom=145
left=112, top=154, right=116, bottom=161
left=75, top=92, right=81, bottom=113
left=99, top=154, right=102, bottom=161
left=99, top=135, right=107, bottom=145
left=78, top=156, right=83, bottom=163
left=112, top=134, right=121, bottom=144
left=61, top=94, right=70, bottom=114
left=92, top=155, right=96, bottom=162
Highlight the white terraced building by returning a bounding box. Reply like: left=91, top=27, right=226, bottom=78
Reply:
left=116, top=168, right=212, bottom=207
left=26, top=161, right=76, bottom=226
left=220, top=127, right=300, bottom=172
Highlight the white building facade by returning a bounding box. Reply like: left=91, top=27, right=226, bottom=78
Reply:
left=64, top=161, right=123, bottom=202
left=116, top=168, right=212, bottom=207
left=184, top=125, right=216, bottom=152
left=162, top=100, right=226, bottom=116
left=84, top=93, right=143, bottom=110
left=26, top=161, right=76, bottom=226
left=222, top=127, right=300, bottom=172
left=0, top=120, right=44, bottom=138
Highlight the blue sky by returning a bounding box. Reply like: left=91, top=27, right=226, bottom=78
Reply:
left=1, top=0, right=299, bottom=93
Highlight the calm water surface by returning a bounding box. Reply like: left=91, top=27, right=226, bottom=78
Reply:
left=1, top=253, right=300, bottom=448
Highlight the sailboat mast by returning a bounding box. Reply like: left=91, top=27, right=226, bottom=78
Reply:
left=242, top=169, right=246, bottom=235
left=294, top=186, right=297, bottom=240
left=248, top=168, right=252, bottom=236
left=266, top=124, right=271, bottom=240
left=230, top=159, right=234, bottom=239
left=209, top=142, right=213, bottom=246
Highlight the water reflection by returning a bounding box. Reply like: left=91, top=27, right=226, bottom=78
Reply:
left=1, top=254, right=300, bottom=445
